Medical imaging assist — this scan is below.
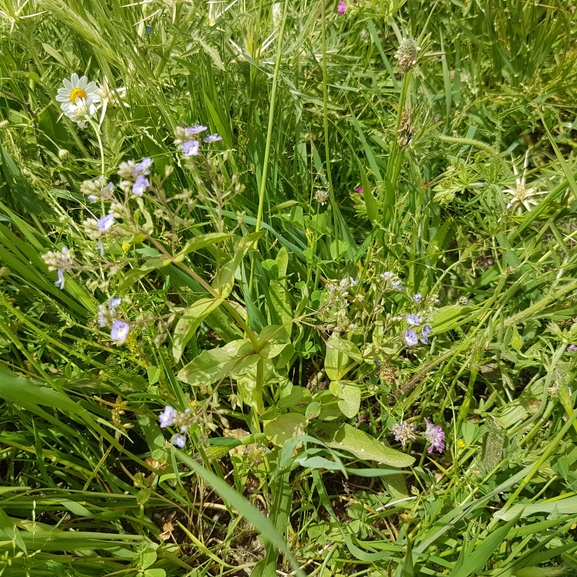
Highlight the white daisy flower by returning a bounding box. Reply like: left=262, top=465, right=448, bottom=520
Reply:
left=55, top=73, right=100, bottom=128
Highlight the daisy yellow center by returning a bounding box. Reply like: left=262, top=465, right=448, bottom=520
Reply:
left=69, top=87, right=87, bottom=103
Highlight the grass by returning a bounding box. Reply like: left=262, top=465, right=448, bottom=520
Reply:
left=1, top=0, right=577, bottom=575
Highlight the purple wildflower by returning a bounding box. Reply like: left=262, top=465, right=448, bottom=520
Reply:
left=413, top=293, right=422, bottom=302
left=97, top=213, right=115, bottom=233
left=404, top=329, right=418, bottom=347
left=355, top=186, right=363, bottom=193
left=110, top=320, right=130, bottom=344
left=420, top=324, right=432, bottom=345
left=132, top=174, right=149, bottom=196
left=159, top=406, right=177, bottom=428
left=172, top=433, right=187, bottom=448
left=423, top=418, right=445, bottom=453
left=406, top=314, right=420, bottom=327
left=56, top=268, right=65, bottom=290
left=338, top=0, right=347, bottom=15
left=203, top=134, right=222, bottom=143
left=108, top=297, right=121, bottom=309
left=391, top=279, right=403, bottom=291
left=185, top=124, right=208, bottom=136
left=566, top=344, right=577, bottom=353
left=182, top=139, right=200, bottom=157
left=132, top=157, right=153, bottom=177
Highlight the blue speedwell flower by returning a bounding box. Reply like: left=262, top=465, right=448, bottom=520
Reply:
left=420, top=324, right=432, bottom=344
left=110, top=320, right=130, bottom=344
left=406, top=313, right=420, bottom=327
left=97, top=213, right=115, bottom=233
left=404, top=329, right=418, bottom=347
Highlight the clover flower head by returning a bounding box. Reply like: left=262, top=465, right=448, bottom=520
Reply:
left=406, top=313, right=420, bottom=327
left=404, top=329, right=418, bottom=347
left=391, top=421, right=417, bottom=448
left=423, top=418, right=445, bottom=453
left=315, top=189, right=329, bottom=205
left=338, top=0, right=347, bottom=15
left=110, top=320, right=130, bottom=344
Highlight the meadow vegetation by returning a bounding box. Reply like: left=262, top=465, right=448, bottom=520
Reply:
left=1, top=0, right=577, bottom=575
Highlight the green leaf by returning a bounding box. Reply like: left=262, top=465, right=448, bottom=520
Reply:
left=316, top=423, right=415, bottom=467
left=329, top=382, right=361, bottom=418
left=144, top=570, right=166, bottom=577
left=264, top=413, right=308, bottom=446
left=325, top=334, right=352, bottom=381
left=118, top=257, right=172, bottom=292
left=177, top=339, right=259, bottom=386
left=212, top=231, right=264, bottom=298
left=175, top=451, right=305, bottom=577
left=174, top=232, right=232, bottom=262
left=493, top=495, right=577, bottom=521
left=172, top=298, right=224, bottom=362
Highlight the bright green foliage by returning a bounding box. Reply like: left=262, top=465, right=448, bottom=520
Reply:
left=1, top=0, right=577, bottom=575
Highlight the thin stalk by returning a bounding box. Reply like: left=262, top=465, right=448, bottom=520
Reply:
left=321, top=0, right=339, bottom=259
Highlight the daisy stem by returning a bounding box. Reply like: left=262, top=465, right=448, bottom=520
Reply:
left=89, top=118, right=106, bottom=176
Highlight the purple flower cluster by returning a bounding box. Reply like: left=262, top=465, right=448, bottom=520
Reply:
left=42, top=247, right=74, bottom=290
left=118, top=157, right=154, bottom=196
left=392, top=418, right=445, bottom=454
left=159, top=406, right=194, bottom=448
left=97, top=297, right=130, bottom=344
left=174, top=124, right=222, bottom=159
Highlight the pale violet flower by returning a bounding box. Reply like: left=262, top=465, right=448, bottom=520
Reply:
left=110, top=320, right=130, bottom=344
left=108, top=297, right=121, bottom=309
left=172, top=434, right=187, bottom=448
left=132, top=174, right=149, bottom=196
left=413, top=293, right=422, bottom=302
left=159, top=406, right=177, bottom=428
left=97, top=213, right=115, bottom=233
left=182, top=139, right=200, bottom=158
left=186, top=124, right=208, bottom=136
left=406, top=314, right=420, bottom=327
left=423, top=418, right=445, bottom=453
left=203, top=134, right=222, bottom=143
left=338, top=0, right=347, bottom=15
left=132, top=157, right=153, bottom=177
left=404, top=329, right=418, bottom=347
left=420, top=324, right=432, bottom=344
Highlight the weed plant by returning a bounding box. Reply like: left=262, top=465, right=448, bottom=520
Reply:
left=1, top=0, right=577, bottom=576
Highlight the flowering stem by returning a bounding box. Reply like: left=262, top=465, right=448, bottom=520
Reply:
left=321, top=0, right=340, bottom=260
left=254, top=0, right=288, bottom=236
left=88, top=118, right=106, bottom=176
